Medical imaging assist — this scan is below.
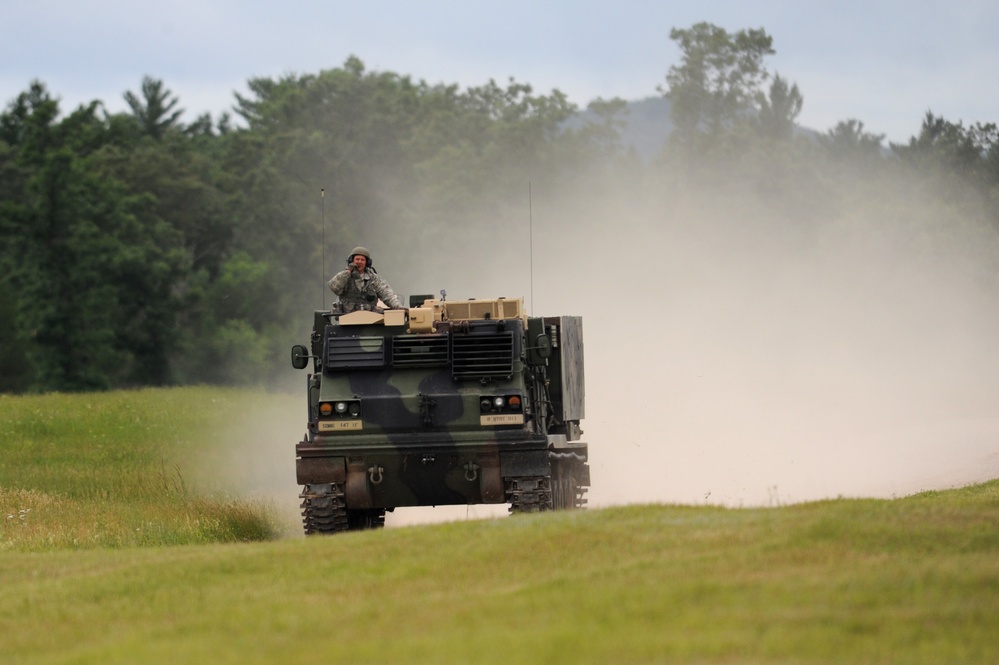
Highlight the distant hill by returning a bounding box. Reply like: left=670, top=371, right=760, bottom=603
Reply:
left=568, top=95, right=821, bottom=160
left=613, top=96, right=675, bottom=159
left=567, top=96, right=674, bottom=160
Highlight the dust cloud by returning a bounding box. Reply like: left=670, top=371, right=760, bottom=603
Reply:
left=185, top=391, right=305, bottom=533
left=551, top=168, right=998, bottom=507
left=219, top=149, right=999, bottom=532
left=397, top=156, right=999, bottom=511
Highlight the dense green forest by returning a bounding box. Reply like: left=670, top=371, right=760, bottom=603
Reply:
left=2, top=24, right=997, bottom=393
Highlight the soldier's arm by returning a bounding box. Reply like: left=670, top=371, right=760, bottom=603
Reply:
left=375, top=279, right=403, bottom=309
left=327, top=269, right=352, bottom=296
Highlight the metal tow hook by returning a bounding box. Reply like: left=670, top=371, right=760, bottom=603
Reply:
left=368, top=465, right=384, bottom=485
left=464, top=461, right=480, bottom=482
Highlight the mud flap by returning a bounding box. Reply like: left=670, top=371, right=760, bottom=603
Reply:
left=297, top=456, right=346, bottom=485
left=500, top=450, right=550, bottom=477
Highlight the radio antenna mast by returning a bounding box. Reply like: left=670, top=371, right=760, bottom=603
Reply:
left=321, top=188, right=327, bottom=310
left=529, top=182, right=534, bottom=316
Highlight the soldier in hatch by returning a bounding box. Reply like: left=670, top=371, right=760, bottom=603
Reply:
left=328, top=246, right=403, bottom=313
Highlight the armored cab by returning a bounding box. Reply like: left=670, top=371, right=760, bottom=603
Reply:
left=290, top=295, right=589, bottom=534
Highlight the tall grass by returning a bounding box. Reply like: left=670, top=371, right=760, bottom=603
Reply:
left=0, top=388, right=284, bottom=550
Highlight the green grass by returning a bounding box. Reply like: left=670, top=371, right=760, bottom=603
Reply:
left=0, top=388, right=286, bottom=549
left=1, top=388, right=997, bottom=663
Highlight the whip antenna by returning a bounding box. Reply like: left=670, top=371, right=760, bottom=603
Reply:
left=529, top=182, right=534, bottom=316
left=321, top=188, right=326, bottom=310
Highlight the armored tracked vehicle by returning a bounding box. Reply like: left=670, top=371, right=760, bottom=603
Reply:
left=290, top=295, right=589, bottom=534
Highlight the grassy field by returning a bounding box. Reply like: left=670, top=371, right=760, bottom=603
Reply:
left=0, top=387, right=292, bottom=550
left=1, top=388, right=997, bottom=664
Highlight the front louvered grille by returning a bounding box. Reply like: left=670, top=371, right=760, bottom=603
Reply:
left=327, top=335, right=385, bottom=369
left=392, top=335, right=449, bottom=367
left=452, top=332, right=514, bottom=378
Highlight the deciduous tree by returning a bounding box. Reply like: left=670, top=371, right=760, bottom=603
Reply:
left=660, top=22, right=774, bottom=140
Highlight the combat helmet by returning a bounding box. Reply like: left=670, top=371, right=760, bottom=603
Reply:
left=348, top=246, right=373, bottom=269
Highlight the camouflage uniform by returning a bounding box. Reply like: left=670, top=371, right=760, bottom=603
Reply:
left=328, top=269, right=403, bottom=312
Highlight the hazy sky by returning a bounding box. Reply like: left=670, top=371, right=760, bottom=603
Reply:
left=3, top=0, right=997, bottom=143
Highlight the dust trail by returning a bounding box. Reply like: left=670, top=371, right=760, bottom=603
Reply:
left=532, top=166, right=999, bottom=508
left=407, top=156, right=999, bottom=509
left=188, top=391, right=305, bottom=534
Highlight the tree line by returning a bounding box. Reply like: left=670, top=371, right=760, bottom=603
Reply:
left=1, top=24, right=996, bottom=393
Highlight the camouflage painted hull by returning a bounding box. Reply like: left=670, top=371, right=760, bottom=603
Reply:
left=291, top=297, right=589, bottom=534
